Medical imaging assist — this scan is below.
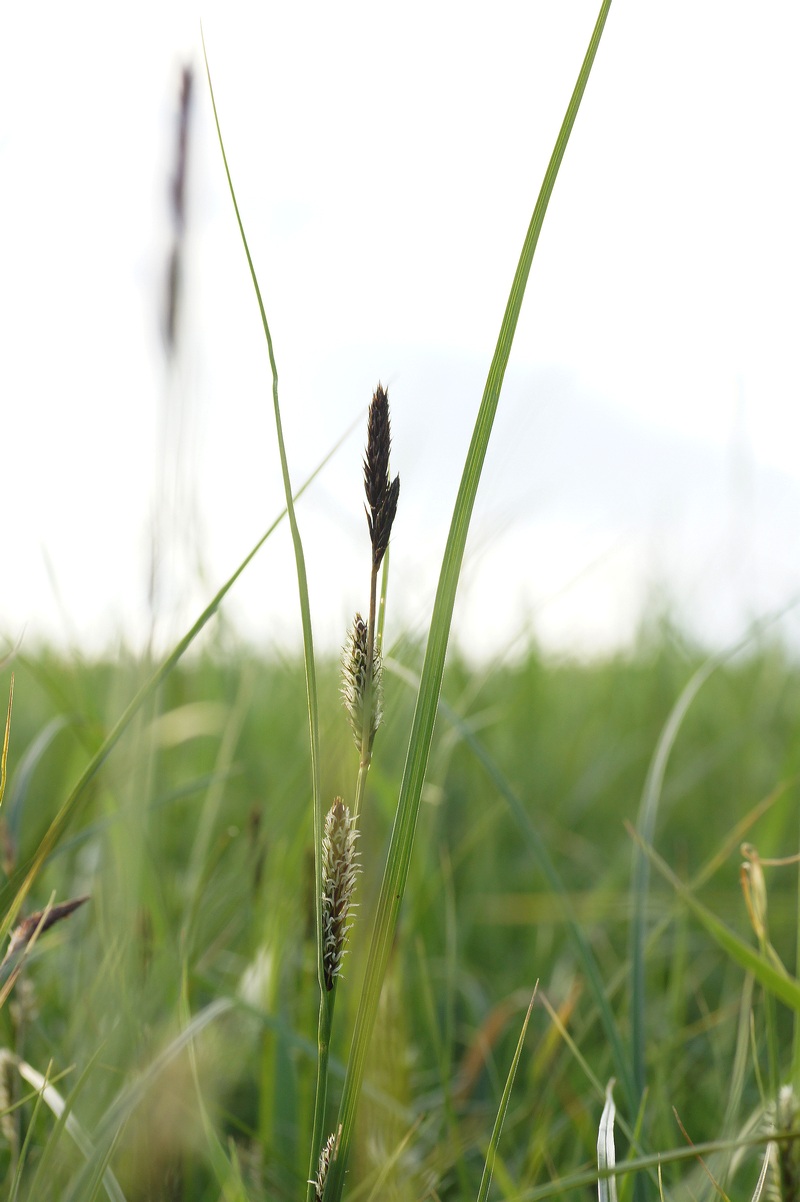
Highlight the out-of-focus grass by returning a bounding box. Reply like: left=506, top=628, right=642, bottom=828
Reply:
left=1, top=628, right=798, bottom=1198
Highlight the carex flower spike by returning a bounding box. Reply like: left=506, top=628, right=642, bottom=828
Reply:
left=364, top=383, right=400, bottom=569
left=321, top=800, right=359, bottom=991
left=341, top=613, right=383, bottom=752
left=311, top=1128, right=340, bottom=1200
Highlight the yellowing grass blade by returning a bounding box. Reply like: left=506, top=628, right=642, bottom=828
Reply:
left=0, top=673, right=13, bottom=809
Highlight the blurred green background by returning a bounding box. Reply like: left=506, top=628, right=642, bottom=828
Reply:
left=2, top=623, right=798, bottom=1199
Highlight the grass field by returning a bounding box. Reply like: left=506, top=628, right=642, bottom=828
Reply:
left=2, top=626, right=800, bottom=1199
left=5, top=5, right=800, bottom=1199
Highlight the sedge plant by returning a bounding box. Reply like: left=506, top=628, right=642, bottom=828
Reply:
left=0, top=0, right=615, bottom=1186
left=12, top=0, right=800, bottom=1198
left=203, top=0, right=615, bottom=1196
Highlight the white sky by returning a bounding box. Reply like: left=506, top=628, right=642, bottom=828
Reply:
left=3, top=1, right=800, bottom=661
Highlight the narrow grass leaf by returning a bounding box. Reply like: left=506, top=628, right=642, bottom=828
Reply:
left=323, top=4, right=613, bottom=1197
left=0, top=673, right=13, bottom=808
left=201, top=34, right=331, bottom=1187
left=2, top=715, right=69, bottom=849
left=476, top=991, right=535, bottom=1202
left=206, top=35, right=324, bottom=956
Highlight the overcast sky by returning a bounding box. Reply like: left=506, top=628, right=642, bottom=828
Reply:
left=3, top=2, right=800, bottom=661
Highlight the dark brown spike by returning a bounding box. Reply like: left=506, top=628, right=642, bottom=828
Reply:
left=371, top=473, right=400, bottom=567
left=4, top=896, right=90, bottom=965
left=363, top=383, right=399, bottom=566
left=363, top=383, right=392, bottom=519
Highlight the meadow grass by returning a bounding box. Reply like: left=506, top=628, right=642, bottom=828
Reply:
left=4, top=0, right=800, bottom=1197
left=2, top=634, right=800, bottom=1199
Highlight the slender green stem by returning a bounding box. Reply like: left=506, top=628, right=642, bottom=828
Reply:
left=0, top=675, right=13, bottom=808
left=354, top=563, right=379, bottom=822
left=201, top=33, right=329, bottom=1187
left=307, top=984, right=338, bottom=1202
left=355, top=551, right=392, bottom=822
left=352, top=761, right=369, bottom=830
left=376, top=550, right=390, bottom=658
left=793, top=826, right=800, bottom=1087
left=761, top=929, right=780, bottom=1102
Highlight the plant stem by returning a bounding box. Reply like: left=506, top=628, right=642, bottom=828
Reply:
left=306, top=987, right=336, bottom=1202
left=353, top=562, right=379, bottom=823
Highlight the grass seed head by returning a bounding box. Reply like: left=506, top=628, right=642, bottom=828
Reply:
left=322, top=799, right=359, bottom=991
left=364, top=383, right=400, bottom=568
left=341, top=613, right=383, bottom=750
left=312, top=1128, right=340, bottom=1200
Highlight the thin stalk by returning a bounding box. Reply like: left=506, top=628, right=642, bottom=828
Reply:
left=787, top=826, right=792, bottom=1091
left=0, top=674, right=13, bottom=808
left=476, top=992, right=536, bottom=1202
left=376, top=550, right=391, bottom=658
left=353, top=562, right=379, bottom=822
left=307, top=986, right=337, bottom=1202
left=765, top=975, right=781, bottom=1107
left=202, top=34, right=329, bottom=1187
